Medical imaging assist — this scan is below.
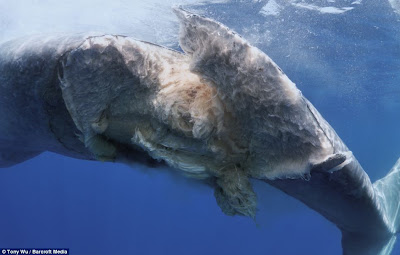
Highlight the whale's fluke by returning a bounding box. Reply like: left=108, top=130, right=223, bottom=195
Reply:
left=268, top=153, right=400, bottom=255
left=374, top=158, right=400, bottom=234
left=368, top=159, right=400, bottom=254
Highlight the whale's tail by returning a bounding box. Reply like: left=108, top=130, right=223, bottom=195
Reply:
left=340, top=158, right=400, bottom=255
left=345, top=158, right=400, bottom=255
left=373, top=158, right=400, bottom=236
left=266, top=154, right=400, bottom=255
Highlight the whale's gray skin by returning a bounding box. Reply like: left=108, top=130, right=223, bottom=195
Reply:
left=0, top=34, right=161, bottom=168
left=0, top=8, right=399, bottom=255
left=0, top=35, right=91, bottom=167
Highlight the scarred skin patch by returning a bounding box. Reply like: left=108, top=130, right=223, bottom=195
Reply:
left=58, top=17, right=342, bottom=217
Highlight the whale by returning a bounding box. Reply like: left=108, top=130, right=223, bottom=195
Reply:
left=0, top=8, right=399, bottom=255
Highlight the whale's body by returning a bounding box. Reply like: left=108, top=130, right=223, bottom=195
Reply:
left=0, top=9, right=399, bottom=255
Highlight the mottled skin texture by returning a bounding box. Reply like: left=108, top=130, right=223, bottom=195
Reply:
left=0, top=8, right=399, bottom=255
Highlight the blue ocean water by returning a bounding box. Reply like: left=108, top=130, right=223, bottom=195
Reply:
left=0, top=1, right=399, bottom=254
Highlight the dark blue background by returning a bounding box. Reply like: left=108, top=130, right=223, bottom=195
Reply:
left=0, top=153, right=341, bottom=255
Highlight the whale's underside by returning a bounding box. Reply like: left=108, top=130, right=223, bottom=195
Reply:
left=0, top=8, right=399, bottom=255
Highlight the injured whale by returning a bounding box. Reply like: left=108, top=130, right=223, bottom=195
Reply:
left=0, top=8, right=399, bottom=255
